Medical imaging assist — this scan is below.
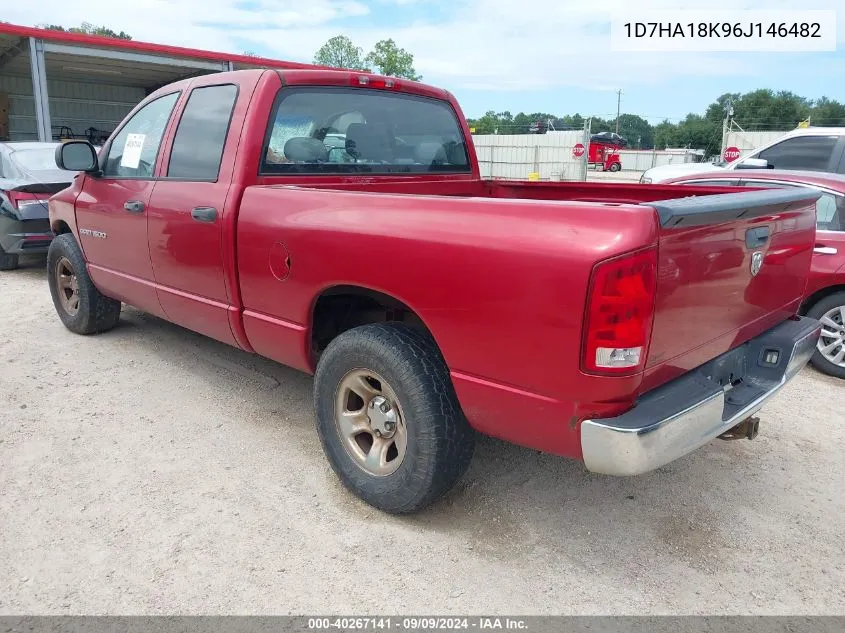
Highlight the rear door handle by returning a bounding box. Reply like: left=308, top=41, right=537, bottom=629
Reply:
left=745, top=226, right=770, bottom=248
left=123, top=200, right=145, bottom=213
left=814, top=245, right=838, bottom=255
left=191, top=207, right=218, bottom=223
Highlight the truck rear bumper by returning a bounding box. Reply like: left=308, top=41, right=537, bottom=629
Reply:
left=580, top=316, right=821, bottom=476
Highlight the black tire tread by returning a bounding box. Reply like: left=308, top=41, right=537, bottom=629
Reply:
left=0, top=247, right=18, bottom=271
left=314, top=322, right=475, bottom=514
left=47, top=233, right=121, bottom=335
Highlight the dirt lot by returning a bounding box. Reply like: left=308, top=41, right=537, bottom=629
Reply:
left=1, top=255, right=843, bottom=615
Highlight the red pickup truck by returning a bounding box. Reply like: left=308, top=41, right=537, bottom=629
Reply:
left=48, top=69, right=822, bottom=513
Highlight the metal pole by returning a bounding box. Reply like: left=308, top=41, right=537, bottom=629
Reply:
left=580, top=118, right=591, bottom=181
left=720, top=99, right=733, bottom=161
left=615, top=89, right=622, bottom=135
left=28, top=38, right=51, bottom=142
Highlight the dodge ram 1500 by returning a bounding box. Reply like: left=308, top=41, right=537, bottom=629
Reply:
left=48, top=69, right=822, bottom=513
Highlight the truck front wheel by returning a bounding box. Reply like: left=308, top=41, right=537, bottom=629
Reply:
left=47, top=233, right=122, bottom=335
left=314, top=322, right=475, bottom=514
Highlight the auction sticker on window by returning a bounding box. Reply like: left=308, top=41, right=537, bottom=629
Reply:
left=610, top=10, right=836, bottom=52
left=120, top=133, right=146, bottom=169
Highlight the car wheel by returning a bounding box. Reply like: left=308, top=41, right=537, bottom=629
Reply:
left=806, top=291, right=845, bottom=379
left=47, top=233, right=122, bottom=335
left=0, top=246, right=18, bottom=271
left=314, top=322, right=475, bottom=514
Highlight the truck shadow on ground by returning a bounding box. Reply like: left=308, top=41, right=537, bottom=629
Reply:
left=19, top=254, right=830, bottom=579
left=86, top=304, right=827, bottom=579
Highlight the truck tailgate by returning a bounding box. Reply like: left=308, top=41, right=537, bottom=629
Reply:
left=644, top=188, right=820, bottom=381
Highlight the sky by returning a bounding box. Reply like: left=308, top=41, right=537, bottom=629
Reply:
left=4, top=0, right=845, bottom=124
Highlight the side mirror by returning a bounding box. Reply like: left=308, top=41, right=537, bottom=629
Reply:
left=55, top=140, right=99, bottom=173
left=734, top=158, right=771, bottom=170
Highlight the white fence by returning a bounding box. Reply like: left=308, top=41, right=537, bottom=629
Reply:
left=471, top=133, right=708, bottom=178
left=617, top=150, right=704, bottom=171
left=724, top=130, right=785, bottom=155
left=472, top=131, right=588, bottom=181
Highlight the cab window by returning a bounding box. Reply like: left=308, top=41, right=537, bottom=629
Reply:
left=103, top=92, right=180, bottom=178
left=755, top=136, right=839, bottom=171
left=260, top=87, right=470, bottom=175
left=815, top=194, right=844, bottom=232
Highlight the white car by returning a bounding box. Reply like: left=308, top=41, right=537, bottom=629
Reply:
left=640, top=127, right=845, bottom=183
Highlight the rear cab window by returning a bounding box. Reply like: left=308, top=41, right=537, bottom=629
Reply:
left=260, top=87, right=470, bottom=175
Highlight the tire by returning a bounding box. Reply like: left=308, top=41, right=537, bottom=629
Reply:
left=806, top=291, right=845, bottom=379
left=0, top=247, right=18, bottom=271
left=609, top=162, right=621, bottom=172
left=47, top=233, right=121, bottom=335
left=314, top=322, right=475, bottom=514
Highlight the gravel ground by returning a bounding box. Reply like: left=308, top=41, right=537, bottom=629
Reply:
left=1, top=255, right=843, bottom=615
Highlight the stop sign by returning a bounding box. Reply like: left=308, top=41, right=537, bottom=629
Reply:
left=723, top=146, right=741, bottom=162
left=572, top=143, right=586, bottom=158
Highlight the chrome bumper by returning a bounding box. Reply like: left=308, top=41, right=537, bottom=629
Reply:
left=581, top=316, right=821, bottom=476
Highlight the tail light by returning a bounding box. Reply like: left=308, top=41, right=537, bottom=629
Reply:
left=582, top=247, right=658, bottom=375
left=7, top=192, right=48, bottom=211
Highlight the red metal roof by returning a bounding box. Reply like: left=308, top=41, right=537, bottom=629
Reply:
left=0, top=21, right=330, bottom=71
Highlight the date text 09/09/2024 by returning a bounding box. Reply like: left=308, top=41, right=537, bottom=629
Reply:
left=623, top=22, right=822, bottom=39
left=307, top=617, right=528, bottom=630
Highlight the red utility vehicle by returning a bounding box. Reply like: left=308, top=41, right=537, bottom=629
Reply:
left=48, top=69, right=821, bottom=513
left=663, top=169, right=845, bottom=379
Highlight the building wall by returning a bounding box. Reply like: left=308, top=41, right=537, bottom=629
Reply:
left=0, top=73, right=35, bottom=140
left=1, top=71, right=143, bottom=142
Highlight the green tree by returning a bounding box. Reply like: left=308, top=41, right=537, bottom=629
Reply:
left=313, top=35, right=370, bottom=71
left=810, top=97, right=845, bottom=126
left=42, top=22, right=132, bottom=40
left=365, top=39, right=421, bottom=81
left=652, top=120, right=677, bottom=149
left=615, top=114, right=653, bottom=148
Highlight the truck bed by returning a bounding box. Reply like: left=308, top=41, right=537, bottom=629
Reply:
left=258, top=175, right=741, bottom=205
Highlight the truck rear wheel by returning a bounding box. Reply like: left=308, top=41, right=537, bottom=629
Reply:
left=313, top=322, right=475, bottom=514
left=807, top=291, right=845, bottom=379
left=609, top=162, right=621, bottom=172
left=47, top=233, right=122, bottom=335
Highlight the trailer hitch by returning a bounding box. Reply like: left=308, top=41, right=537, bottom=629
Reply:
left=718, top=416, right=760, bottom=441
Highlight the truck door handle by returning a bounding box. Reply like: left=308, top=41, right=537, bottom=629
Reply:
left=123, top=200, right=145, bottom=213
left=814, top=245, right=838, bottom=255
left=745, top=226, right=769, bottom=248
left=191, top=207, right=218, bottom=223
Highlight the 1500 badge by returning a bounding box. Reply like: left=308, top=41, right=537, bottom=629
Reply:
left=79, top=228, right=107, bottom=239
